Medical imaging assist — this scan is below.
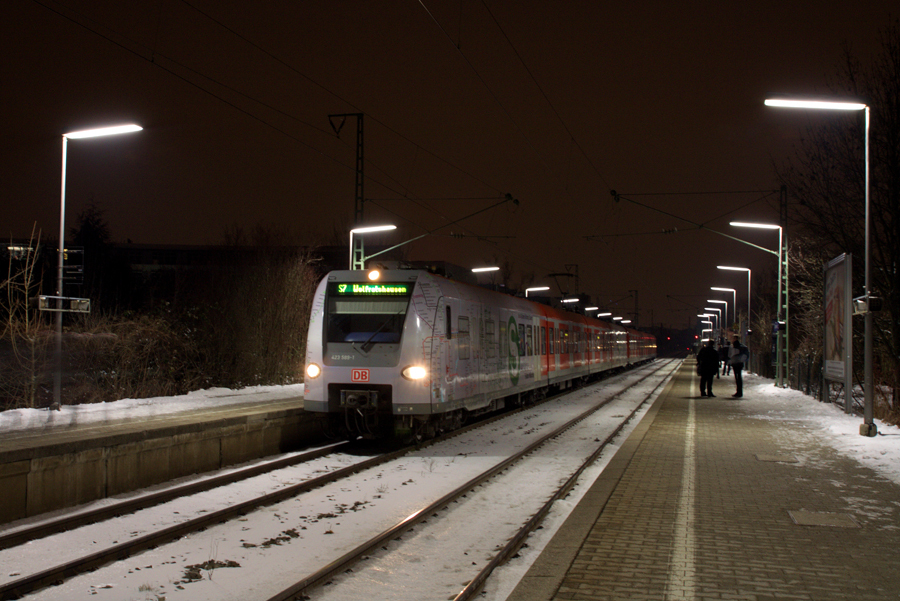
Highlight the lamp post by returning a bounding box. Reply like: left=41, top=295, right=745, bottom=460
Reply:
left=731, top=221, right=789, bottom=387
left=717, top=267, right=751, bottom=344
left=56, top=124, right=142, bottom=407
left=348, top=225, right=396, bottom=270
left=701, top=314, right=718, bottom=332
left=711, top=287, right=737, bottom=330
left=707, top=300, right=728, bottom=335
left=704, top=307, right=722, bottom=339
left=765, top=96, right=875, bottom=436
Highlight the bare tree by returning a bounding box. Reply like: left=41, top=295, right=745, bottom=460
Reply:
left=0, top=225, right=50, bottom=409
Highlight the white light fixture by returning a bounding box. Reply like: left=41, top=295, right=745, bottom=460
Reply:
left=597, top=312, right=612, bottom=317
left=561, top=298, right=579, bottom=303
left=730, top=221, right=780, bottom=230
left=350, top=224, right=397, bottom=235
left=764, top=98, right=866, bottom=111
left=585, top=306, right=598, bottom=312
left=525, top=286, right=550, bottom=297
left=64, top=124, right=143, bottom=139
left=471, top=266, right=500, bottom=273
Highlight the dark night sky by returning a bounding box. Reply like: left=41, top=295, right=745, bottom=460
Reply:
left=2, top=1, right=896, bottom=328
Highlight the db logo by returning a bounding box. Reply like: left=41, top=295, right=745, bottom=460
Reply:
left=351, top=369, right=370, bottom=383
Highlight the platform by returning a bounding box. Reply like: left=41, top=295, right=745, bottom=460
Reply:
left=508, top=359, right=900, bottom=601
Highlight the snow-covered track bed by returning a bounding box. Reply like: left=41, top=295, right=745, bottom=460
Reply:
left=0, top=442, right=394, bottom=599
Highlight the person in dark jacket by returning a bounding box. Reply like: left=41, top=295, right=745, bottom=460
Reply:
left=696, top=339, right=720, bottom=397
left=718, top=340, right=731, bottom=376
left=728, top=335, right=747, bottom=398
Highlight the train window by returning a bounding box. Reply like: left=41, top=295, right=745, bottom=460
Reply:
left=458, top=316, right=470, bottom=360
left=325, top=290, right=411, bottom=344
left=446, top=306, right=452, bottom=339
left=541, top=326, right=547, bottom=355
left=518, top=324, right=526, bottom=356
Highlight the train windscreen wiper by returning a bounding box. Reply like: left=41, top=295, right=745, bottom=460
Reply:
left=354, top=306, right=406, bottom=355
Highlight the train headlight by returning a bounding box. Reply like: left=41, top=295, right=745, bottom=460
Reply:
left=306, top=363, right=321, bottom=379
left=401, top=365, right=427, bottom=380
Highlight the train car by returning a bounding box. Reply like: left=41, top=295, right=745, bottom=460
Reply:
left=303, top=268, right=656, bottom=439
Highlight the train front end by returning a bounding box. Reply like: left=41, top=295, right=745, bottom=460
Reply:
left=303, top=269, right=431, bottom=438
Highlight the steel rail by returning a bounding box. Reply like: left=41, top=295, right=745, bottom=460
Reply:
left=265, top=360, right=669, bottom=601
left=0, top=441, right=349, bottom=551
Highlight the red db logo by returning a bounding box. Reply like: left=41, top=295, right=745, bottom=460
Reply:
left=351, top=369, right=370, bottom=382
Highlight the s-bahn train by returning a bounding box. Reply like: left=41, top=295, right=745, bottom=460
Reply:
left=303, top=267, right=656, bottom=439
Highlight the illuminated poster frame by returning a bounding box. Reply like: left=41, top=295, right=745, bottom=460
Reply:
left=823, top=254, right=852, bottom=412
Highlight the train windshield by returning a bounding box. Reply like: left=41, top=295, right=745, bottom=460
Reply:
left=325, top=282, right=413, bottom=344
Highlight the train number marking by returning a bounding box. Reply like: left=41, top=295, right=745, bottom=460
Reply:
left=351, top=369, right=370, bottom=382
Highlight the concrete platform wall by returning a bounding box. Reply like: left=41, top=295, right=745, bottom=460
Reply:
left=0, top=410, right=319, bottom=525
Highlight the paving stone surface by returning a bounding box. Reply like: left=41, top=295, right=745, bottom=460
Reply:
left=509, top=360, right=900, bottom=601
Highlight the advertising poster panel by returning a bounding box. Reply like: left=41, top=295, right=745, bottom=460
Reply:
left=824, top=254, right=852, bottom=411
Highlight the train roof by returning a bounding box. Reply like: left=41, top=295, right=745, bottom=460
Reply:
left=321, top=268, right=655, bottom=340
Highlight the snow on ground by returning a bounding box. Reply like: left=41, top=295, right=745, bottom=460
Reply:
left=0, top=384, right=304, bottom=433
left=737, top=371, right=900, bottom=485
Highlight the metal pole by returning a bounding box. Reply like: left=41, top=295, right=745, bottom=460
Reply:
left=746, top=271, right=751, bottom=346
left=863, top=107, right=875, bottom=435
left=55, top=135, right=68, bottom=407
left=776, top=225, right=784, bottom=387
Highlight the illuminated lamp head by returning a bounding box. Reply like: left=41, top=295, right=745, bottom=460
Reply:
left=368, top=269, right=381, bottom=281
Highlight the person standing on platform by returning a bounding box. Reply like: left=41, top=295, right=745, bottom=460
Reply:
left=728, top=335, right=748, bottom=398
left=696, top=339, right=719, bottom=397
left=719, top=340, right=731, bottom=376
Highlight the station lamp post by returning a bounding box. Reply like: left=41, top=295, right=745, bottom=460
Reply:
left=717, top=266, right=751, bottom=344
left=704, top=307, right=722, bottom=338
left=56, top=124, right=142, bottom=407
left=349, top=225, right=396, bottom=270
left=525, top=286, right=550, bottom=298
left=731, top=221, right=788, bottom=387
left=711, top=287, right=737, bottom=329
left=706, top=300, right=728, bottom=336
left=765, top=95, right=875, bottom=435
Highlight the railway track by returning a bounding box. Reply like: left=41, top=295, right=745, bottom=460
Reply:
left=1, top=360, right=675, bottom=601
left=268, top=359, right=679, bottom=600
